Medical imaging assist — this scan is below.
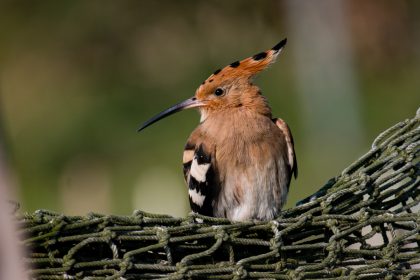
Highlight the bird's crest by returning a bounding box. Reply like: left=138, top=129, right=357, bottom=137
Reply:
left=200, top=38, right=287, bottom=88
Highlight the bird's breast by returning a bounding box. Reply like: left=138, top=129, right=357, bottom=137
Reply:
left=201, top=111, right=284, bottom=166
left=196, top=111, right=289, bottom=220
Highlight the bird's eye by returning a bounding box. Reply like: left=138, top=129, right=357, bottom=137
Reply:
left=214, top=88, right=224, bottom=96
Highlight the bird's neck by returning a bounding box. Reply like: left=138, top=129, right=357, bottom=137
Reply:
left=199, top=105, right=274, bottom=144
left=241, top=93, right=272, bottom=118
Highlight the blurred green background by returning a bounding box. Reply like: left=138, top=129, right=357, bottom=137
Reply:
left=0, top=0, right=419, bottom=216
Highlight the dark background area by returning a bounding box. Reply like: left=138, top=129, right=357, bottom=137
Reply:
left=0, top=0, right=419, bottom=216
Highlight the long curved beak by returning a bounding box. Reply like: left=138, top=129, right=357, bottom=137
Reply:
left=138, top=97, right=203, bottom=132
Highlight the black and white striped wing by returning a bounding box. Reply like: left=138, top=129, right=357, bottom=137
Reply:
left=183, top=143, right=219, bottom=216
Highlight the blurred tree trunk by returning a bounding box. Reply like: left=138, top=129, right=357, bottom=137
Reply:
left=0, top=110, right=28, bottom=280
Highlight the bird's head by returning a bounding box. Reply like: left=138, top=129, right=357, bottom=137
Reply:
left=138, top=38, right=287, bottom=131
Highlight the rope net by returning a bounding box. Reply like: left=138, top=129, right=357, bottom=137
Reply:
left=21, top=110, right=419, bottom=279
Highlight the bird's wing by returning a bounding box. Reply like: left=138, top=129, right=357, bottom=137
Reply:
left=274, top=118, right=298, bottom=179
left=183, top=142, right=219, bottom=216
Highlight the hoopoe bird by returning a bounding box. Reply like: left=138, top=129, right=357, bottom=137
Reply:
left=139, top=38, right=297, bottom=221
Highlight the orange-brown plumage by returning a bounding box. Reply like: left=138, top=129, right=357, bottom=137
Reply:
left=139, top=38, right=297, bottom=221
